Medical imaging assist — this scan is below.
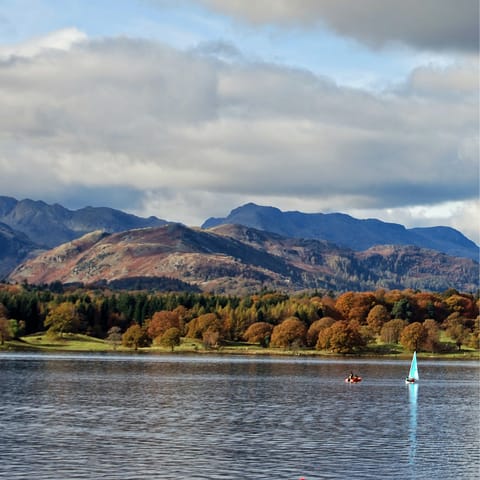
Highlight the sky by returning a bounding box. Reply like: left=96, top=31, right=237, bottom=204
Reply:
left=0, top=0, right=479, bottom=244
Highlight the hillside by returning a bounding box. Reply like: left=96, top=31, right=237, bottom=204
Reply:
left=202, top=203, right=479, bottom=261
left=0, top=222, right=43, bottom=279
left=8, top=223, right=479, bottom=294
left=0, top=196, right=167, bottom=248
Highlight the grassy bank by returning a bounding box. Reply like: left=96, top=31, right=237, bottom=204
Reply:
left=1, top=333, right=478, bottom=359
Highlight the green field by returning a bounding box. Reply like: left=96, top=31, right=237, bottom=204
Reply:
left=2, top=333, right=478, bottom=359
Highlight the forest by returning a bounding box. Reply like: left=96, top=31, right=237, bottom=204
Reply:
left=0, top=282, right=478, bottom=355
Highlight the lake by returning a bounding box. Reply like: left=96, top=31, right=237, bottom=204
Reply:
left=0, top=353, right=478, bottom=479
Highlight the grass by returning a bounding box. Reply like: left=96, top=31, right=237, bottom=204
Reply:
left=1, top=333, right=478, bottom=359
left=6, top=333, right=113, bottom=352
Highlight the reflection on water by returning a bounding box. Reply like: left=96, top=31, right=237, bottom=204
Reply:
left=408, top=383, right=418, bottom=469
left=0, top=353, right=478, bottom=480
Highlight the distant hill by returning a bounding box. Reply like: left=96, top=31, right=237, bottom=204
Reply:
left=0, top=222, right=42, bottom=279
left=8, top=223, right=479, bottom=294
left=202, top=203, right=479, bottom=261
left=0, top=196, right=168, bottom=249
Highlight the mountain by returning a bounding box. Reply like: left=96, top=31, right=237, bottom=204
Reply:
left=202, top=203, right=479, bottom=261
left=0, top=196, right=168, bottom=249
left=0, top=222, right=43, bottom=279
left=8, top=223, right=479, bottom=294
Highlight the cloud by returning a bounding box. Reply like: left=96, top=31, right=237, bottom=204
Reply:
left=193, top=0, right=479, bottom=52
left=0, top=27, right=87, bottom=59
left=0, top=33, right=477, bottom=241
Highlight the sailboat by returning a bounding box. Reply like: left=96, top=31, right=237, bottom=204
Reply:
left=405, top=351, right=419, bottom=384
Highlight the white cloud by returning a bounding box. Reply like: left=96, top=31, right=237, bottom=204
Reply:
left=0, top=27, right=86, bottom=59
left=0, top=32, right=478, bottom=243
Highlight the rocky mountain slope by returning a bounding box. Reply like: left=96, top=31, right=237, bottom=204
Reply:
left=0, top=222, right=42, bottom=279
left=0, top=196, right=167, bottom=248
left=8, top=224, right=479, bottom=294
left=203, top=203, right=479, bottom=261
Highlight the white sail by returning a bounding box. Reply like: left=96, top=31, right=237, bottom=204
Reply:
left=408, top=351, right=419, bottom=381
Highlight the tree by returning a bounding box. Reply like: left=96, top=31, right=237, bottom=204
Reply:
left=0, top=303, right=10, bottom=345
left=366, top=305, right=390, bottom=335
left=306, top=317, right=335, bottom=347
left=445, top=294, right=478, bottom=319
left=243, top=322, right=273, bottom=347
left=106, top=326, right=122, bottom=350
left=316, top=320, right=365, bottom=354
left=202, top=327, right=220, bottom=349
left=270, top=317, right=307, bottom=349
left=380, top=319, right=406, bottom=344
left=400, top=322, right=427, bottom=352
left=186, top=313, right=223, bottom=340
left=335, top=292, right=375, bottom=323
left=44, top=302, right=80, bottom=337
left=392, top=298, right=414, bottom=322
left=160, top=327, right=181, bottom=352
left=444, top=314, right=470, bottom=351
left=423, top=319, right=440, bottom=353
left=146, top=310, right=183, bottom=341
left=122, top=324, right=150, bottom=350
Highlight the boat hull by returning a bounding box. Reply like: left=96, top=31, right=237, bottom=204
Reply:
left=345, top=377, right=362, bottom=383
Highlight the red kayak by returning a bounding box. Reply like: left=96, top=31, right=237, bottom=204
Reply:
left=345, top=376, right=362, bottom=383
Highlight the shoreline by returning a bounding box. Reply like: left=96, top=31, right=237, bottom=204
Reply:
left=2, top=338, right=479, bottom=361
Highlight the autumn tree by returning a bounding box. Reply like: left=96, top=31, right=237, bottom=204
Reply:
left=44, top=302, right=80, bottom=337
left=243, top=322, right=273, bottom=347
left=335, top=292, right=375, bottom=323
left=444, top=314, right=470, bottom=351
left=319, top=295, right=342, bottom=320
left=147, top=310, right=184, bottom=344
left=122, top=323, right=150, bottom=350
left=186, top=313, right=223, bottom=341
left=316, top=320, right=365, bottom=354
left=400, top=322, right=427, bottom=352
left=366, top=304, right=390, bottom=335
left=423, top=319, right=440, bottom=353
left=270, top=317, right=307, bottom=349
left=306, top=317, right=335, bottom=347
left=202, top=328, right=220, bottom=349
left=160, top=327, right=181, bottom=351
left=444, top=293, right=478, bottom=319
left=380, top=319, right=406, bottom=344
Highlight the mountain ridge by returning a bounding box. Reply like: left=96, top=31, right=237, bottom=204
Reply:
left=0, top=195, right=168, bottom=249
left=202, top=203, right=479, bottom=261
left=8, top=223, right=479, bottom=294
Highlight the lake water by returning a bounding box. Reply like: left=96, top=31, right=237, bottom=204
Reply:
left=0, top=353, right=478, bottom=480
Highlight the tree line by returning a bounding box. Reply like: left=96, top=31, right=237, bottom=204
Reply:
left=0, top=283, right=478, bottom=353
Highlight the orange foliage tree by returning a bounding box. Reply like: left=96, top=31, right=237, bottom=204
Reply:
left=270, top=317, right=307, bottom=349
left=122, top=323, right=150, bottom=350
left=147, top=309, right=184, bottom=343
left=306, top=317, right=335, bottom=347
left=400, top=322, right=427, bottom=352
left=243, top=322, right=274, bottom=347
left=366, top=304, right=390, bottom=335
left=316, top=320, right=365, bottom=353
left=423, top=319, right=440, bottom=353
left=186, top=313, right=223, bottom=341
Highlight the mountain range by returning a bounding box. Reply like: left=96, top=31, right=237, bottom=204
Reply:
left=6, top=223, right=479, bottom=294
left=203, top=203, right=479, bottom=261
left=1, top=196, right=478, bottom=293
left=0, top=196, right=166, bottom=248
